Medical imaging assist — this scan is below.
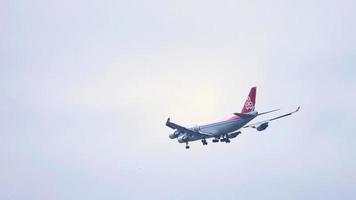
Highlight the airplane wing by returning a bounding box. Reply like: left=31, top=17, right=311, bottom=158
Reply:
left=244, top=106, right=300, bottom=129
left=166, top=118, right=213, bottom=138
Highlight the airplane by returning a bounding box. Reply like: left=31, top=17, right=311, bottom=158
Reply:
left=166, top=87, right=300, bottom=149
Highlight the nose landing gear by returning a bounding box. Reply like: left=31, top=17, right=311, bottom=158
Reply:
left=201, top=139, right=208, bottom=145
left=185, top=142, right=190, bottom=149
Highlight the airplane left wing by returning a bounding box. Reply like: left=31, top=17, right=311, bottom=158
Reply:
left=244, top=106, right=300, bottom=130
left=166, top=118, right=213, bottom=138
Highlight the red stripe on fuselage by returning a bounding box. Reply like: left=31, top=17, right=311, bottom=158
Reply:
left=201, top=116, right=241, bottom=128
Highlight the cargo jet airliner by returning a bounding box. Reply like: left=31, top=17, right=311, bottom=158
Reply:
left=166, top=87, right=300, bottom=149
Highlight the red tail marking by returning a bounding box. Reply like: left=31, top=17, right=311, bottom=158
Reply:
left=241, top=87, right=256, bottom=114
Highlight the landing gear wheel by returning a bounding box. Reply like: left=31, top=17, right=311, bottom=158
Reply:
left=212, top=139, right=219, bottom=143
left=202, top=139, right=208, bottom=145
left=225, top=139, right=231, bottom=143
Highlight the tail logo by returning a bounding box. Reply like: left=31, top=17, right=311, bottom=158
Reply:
left=244, top=96, right=254, bottom=111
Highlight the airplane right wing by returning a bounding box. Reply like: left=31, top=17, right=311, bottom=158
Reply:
left=244, top=106, right=300, bottom=131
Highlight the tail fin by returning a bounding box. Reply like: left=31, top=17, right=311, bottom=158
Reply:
left=241, top=87, right=256, bottom=114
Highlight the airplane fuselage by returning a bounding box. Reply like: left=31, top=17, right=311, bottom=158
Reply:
left=178, top=114, right=257, bottom=143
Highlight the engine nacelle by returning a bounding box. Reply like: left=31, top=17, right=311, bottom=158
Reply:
left=257, top=122, right=269, bottom=131
left=169, top=130, right=181, bottom=139
left=177, top=134, right=189, bottom=143
left=228, top=131, right=241, bottom=139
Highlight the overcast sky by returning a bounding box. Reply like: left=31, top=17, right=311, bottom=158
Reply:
left=1, top=0, right=356, bottom=199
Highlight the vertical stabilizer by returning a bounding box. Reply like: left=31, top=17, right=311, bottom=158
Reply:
left=241, top=87, right=256, bottom=114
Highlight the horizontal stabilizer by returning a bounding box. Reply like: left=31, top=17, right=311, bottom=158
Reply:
left=258, top=109, right=280, bottom=116
left=233, top=113, right=253, bottom=118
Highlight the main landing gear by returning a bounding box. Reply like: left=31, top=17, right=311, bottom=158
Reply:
left=212, top=138, right=219, bottom=143
left=202, top=139, right=208, bottom=145
left=220, top=135, right=231, bottom=143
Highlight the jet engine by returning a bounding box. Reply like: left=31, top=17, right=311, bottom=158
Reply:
left=177, top=134, right=189, bottom=143
left=169, top=130, right=181, bottom=139
left=256, top=122, right=269, bottom=131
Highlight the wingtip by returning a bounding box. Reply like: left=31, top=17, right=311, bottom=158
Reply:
left=296, top=106, right=300, bottom=112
